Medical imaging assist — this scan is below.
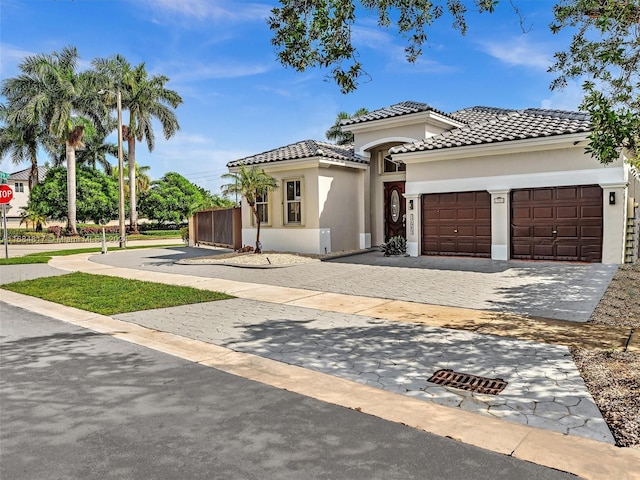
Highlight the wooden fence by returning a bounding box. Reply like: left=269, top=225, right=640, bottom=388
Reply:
left=193, top=207, right=241, bottom=250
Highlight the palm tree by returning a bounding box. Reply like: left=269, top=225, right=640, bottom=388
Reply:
left=221, top=165, right=278, bottom=253
left=93, top=56, right=182, bottom=233
left=19, top=208, right=47, bottom=232
left=325, top=108, right=369, bottom=145
left=0, top=104, right=45, bottom=189
left=49, top=118, right=118, bottom=175
left=112, top=163, right=151, bottom=197
left=2, top=46, right=106, bottom=235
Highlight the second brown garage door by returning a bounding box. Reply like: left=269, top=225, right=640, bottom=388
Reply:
left=422, top=191, right=491, bottom=257
left=511, top=185, right=603, bottom=262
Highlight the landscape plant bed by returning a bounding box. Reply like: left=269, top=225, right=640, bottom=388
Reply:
left=579, top=263, right=640, bottom=448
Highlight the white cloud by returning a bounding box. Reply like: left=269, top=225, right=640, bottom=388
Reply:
left=540, top=80, right=585, bottom=111
left=139, top=0, right=271, bottom=22
left=352, top=24, right=454, bottom=73
left=0, top=43, right=36, bottom=75
left=157, top=61, right=272, bottom=82
left=479, top=36, right=552, bottom=70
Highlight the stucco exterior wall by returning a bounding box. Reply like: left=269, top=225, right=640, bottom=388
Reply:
left=353, top=122, right=448, bottom=156
left=239, top=162, right=365, bottom=254
left=318, top=167, right=362, bottom=252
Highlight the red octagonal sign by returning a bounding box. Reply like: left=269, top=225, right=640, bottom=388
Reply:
left=0, top=184, right=14, bottom=204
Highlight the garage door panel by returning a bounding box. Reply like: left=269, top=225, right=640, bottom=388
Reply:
left=512, top=190, right=531, bottom=202
left=581, top=186, right=602, bottom=199
left=422, top=191, right=491, bottom=258
left=557, top=226, right=577, bottom=237
left=477, top=208, right=491, bottom=220
left=513, top=225, right=531, bottom=237
left=457, top=230, right=476, bottom=239
left=581, top=206, right=602, bottom=218
left=533, top=189, right=554, bottom=201
left=533, top=244, right=554, bottom=257
left=534, top=226, right=556, bottom=238
left=556, top=187, right=578, bottom=200
left=581, top=225, right=602, bottom=237
left=476, top=225, right=492, bottom=236
left=456, top=208, right=476, bottom=220
left=439, top=193, right=457, bottom=204
left=556, top=245, right=579, bottom=257
left=423, top=209, right=440, bottom=220
left=557, top=206, right=578, bottom=219
left=533, top=207, right=554, bottom=218
left=511, top=185, right=602, bottom=262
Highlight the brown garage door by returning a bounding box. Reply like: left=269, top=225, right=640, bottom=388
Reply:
left=422, top=191, right=491, bottom=257
left=511, top=185, right=603, bottom=262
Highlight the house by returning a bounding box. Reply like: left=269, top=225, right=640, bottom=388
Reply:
left=3, top=166, right=49, bottom=228
left=227, top=101, right=639, bottom=264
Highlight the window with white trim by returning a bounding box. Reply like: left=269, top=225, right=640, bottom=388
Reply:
left=378, top=151, right=406, bottom=173
left=254, top=192, right=269, bottom=225
left=14, top=182, right=24, bottom=193
left=284, top=179, right=302, bottom=224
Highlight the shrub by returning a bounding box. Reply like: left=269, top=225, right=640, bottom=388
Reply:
left=180, top=227, right=189, bottom=244
left=383, top=236, right=407, bottom=256
left=47, top=226, right=63, bottom=238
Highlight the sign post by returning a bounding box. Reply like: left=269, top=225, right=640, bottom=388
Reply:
left=0, top=184, right=14, bottom=259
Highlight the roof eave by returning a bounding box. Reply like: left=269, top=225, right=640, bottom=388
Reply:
left=228, top=156, right=366, bottom=173
left=394, top=132, right=591, bottom=163
left=342, top=110, right=463, bottom=134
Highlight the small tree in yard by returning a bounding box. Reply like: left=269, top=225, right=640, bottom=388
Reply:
left=221, top=165, right=278, bottom=254
left=139, top=172, right=205, bottom=225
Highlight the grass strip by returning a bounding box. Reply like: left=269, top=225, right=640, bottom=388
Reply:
left=0, top=244, right=185, bottom=265
left=0, top=256, right=52, bottom=265
left=1, top=272, right=233, bottom=315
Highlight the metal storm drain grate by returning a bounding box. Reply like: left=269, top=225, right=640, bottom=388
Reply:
left=427, top=369, right=507, bottom=395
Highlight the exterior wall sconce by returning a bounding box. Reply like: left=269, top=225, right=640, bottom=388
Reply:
left=494, top=196, right=505, bottom=204
left=408, top=199, right=414, bottom=210
left=609, top=192, right=616, bottom=205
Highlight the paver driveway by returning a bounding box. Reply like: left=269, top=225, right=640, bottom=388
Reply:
left=91, top=247, right=618, bottom=322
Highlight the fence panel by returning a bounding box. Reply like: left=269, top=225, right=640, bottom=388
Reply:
left=194, top=207, right=241, bottom=250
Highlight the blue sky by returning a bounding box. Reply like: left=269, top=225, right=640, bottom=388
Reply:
left=0, top=0, right=582, bottom=195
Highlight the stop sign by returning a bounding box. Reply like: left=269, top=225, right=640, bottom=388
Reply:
left=0, top=184, right=14, bottom=204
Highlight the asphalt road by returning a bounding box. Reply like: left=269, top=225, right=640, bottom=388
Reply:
left=0, top=303, right=577, bottom=480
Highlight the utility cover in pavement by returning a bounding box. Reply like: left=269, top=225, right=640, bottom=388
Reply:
left=427, top=369, right=507, bottom=395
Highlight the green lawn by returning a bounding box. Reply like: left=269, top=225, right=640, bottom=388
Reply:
left=0, top=244, right=184, bottom=266
left=1, top=272, right=233, bottom=315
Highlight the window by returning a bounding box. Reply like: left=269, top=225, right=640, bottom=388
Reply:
left=285, top=179, right=302, bottom=224
left=255, top=192, right=268, bottom=225
left=382, top=154, right=406, bottom=173
left=14, top=182, right=24, bottom=193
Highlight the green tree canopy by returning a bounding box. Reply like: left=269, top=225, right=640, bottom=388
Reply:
left=139, top=172, right=205, bottom=225
left=29, top=166, right=119, bottom=226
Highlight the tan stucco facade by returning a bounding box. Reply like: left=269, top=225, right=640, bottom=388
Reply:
left=238, top=160, right=367, bottom=254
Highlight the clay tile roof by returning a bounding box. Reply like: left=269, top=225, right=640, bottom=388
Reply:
left=390, top=108, right=591, bottom=155
left=450, top=106, right=517, bottom=124
left=341, top=101, right=459, bottom=126
left=227, top=140, right=366, bottom=168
